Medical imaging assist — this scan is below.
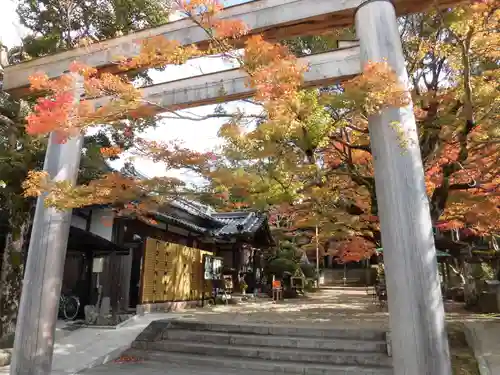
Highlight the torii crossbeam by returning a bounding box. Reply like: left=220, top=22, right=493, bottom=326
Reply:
left=3, top=0, right=460, bottom=96
left=90, top=46, right=361, bottom=114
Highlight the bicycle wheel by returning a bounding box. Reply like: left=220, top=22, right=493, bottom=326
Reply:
left=63, top=296, right=80, bottom=320
left=58, top=296, right=66, bottom=318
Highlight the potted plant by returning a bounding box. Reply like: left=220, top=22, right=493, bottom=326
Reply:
left=241, top=280, right=248, bottom=295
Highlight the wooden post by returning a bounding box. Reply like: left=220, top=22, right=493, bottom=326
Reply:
left=118, top=251, right=133, bottom=311
left=445, top=261, right=449, bottom=286
left=354, top=1, right=452, bottom=374
left=315, top=225, right=320, bottom=286
left=10, top=74, right=84, bottom=375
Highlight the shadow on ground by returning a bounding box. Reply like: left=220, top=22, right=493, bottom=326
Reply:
left=172, top=286, right=495, bottom=330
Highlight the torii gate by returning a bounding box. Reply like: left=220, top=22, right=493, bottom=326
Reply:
left=3, top=1, right=462, bottom=374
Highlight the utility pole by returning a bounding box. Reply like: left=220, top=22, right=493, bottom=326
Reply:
left=10, top=74, right=85, bottom=375
left=354, top=1, right=451, bottom=374
left=315, top=224, right=320, bottom=287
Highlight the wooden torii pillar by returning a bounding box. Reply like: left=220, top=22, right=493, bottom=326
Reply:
left=355, top=1, right=451, bottom=374
left=10, top=74, right=85, bottom=375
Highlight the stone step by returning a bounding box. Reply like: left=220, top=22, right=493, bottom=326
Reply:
left=160, top=329, right=387, bottom=352
left=164, top=320, right=387, bottom=341
left=133, top=340, right=392, bottom=367
left=125, top=349, right=393, bottom=375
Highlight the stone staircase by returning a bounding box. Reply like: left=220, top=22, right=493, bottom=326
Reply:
left=126, top=319, right=393, bottom=374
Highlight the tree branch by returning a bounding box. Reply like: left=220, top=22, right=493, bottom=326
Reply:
left=161, top=111, right=265, bottom=122
left=0, top=114, right=15, bottom=127
left=329, top=136, right=371, bottom=153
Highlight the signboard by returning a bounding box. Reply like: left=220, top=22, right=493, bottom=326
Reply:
left=291, top=277, right=304, bottom=289
left=272, top=280, right=282, bottom=289
left=213, top=257, right=223, bottom=279
left=203, top=255, right=223, bottom=280
left=203, top=255, right=214, bottom=280
left=92, top=257, right=104, bottom=273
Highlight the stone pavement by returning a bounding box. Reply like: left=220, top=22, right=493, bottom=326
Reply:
left=81, top=361, right=275, bottom=375
left=2, top=287, right=499, bottom=374
left=464, top=320, right=500, bottom=375
left=166, top=287, right=500, bottom=375
left=173, top=286, right=491, bottom=328
left=78, top=287, right=500, bottom=375
left=179, top=286, right=391, bottom=329
left=0, top=313, right=179, bottom=375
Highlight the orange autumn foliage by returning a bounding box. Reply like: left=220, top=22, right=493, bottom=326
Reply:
left=330, top=237, right=375, bottom=263
left=176, top=0, right=247, bottom=38
left=23, top=0, right=431, bottom=266
left=213, top=19, right=248, bottom=38
left=26, top=68, right=142, bottom=141
left=25, top=0, right=262, bottom=142
left=26, top=92, right=75, bottom=136
left=23, top=170, right=183, bottom=211
left=178, top=0, right=223, bottom=16
left=341, top=60, right=411, bottom=115
left=424, top=127, right=500, bottom=233
left=244, top=35, right=306, bottom=103
left=100, top=146, right=123, bottom=158
left=133, top=138, right=214, bottom=172
left=120, top=37, right=202, bottom=71
left=69, top=61, right=98, bottom=77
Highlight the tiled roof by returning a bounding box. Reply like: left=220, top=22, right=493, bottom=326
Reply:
left=152, top=211, right=209, bottom=234
left=169, top=198, right=218, bottom=222
left=153, top=209, right=269, bottom=238
left=212, top=211, right=267, bottom=236
left=74, top=164, right=273, bottom=243
left=112, top=164, right=261, bottom=231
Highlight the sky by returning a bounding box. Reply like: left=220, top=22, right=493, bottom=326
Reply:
left=0, top=0, right=258, bottom=184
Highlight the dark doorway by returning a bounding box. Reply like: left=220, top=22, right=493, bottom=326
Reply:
left=129, top=247, right=143, bottom=308
left=62, top=251, right=91, bottom=318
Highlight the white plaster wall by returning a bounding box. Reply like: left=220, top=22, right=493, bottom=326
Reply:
left=70, top=214, right=87, bottom=230
left=89, top=208, right=114, bottom=241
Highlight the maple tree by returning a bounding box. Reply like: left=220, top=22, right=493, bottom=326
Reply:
left=20, top=0, right=498, bottom=266
left=199, top=1, right=499, bottom=261
left=0, top=0, right=178, bottom=343
left=20, top=0, right=409, bottom=264
left=414, top=2, right=500, bottom=234
left=0, top=73, right=123, bottom=342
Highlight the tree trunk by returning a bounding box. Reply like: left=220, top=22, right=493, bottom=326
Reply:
left=0, top=215, right=31, bottom=342
left=449, top=260, right=466, bottom=285
left=463, top=262, right=479, bottom=308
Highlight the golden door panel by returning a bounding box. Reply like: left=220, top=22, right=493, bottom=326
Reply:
left=141, top=238, right=213, bottom=303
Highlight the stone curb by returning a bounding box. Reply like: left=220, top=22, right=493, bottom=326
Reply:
left=67, top=344, right=130, bottom=375
left=80, top=314, right=139, bottom=330
left=463, top=323, right=491, bottom=375
left=65, top=315, right=141, bottom=373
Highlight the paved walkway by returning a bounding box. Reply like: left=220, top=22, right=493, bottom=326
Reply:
left=0, top=313, right=180, bottom=375
left=173, top=286, right=492, bottom=328
left=80, top=361, right=273, bottom=375
left=179, top=286, right=390, bottom=329
left=464, top=320, right=500, bottom=375
left=166, top=286, right=500, bottom=375
left=1, top=287, right=499, bottom=374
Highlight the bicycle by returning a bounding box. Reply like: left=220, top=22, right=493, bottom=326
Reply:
left=204, top=278, right=230, bottom=307
left=59, top=294, right=81, bottom=320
